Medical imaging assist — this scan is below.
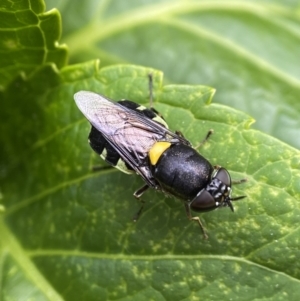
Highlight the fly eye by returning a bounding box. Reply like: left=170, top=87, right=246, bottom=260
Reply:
left=215, top=168, right=231, bottom=187
left=190, top=190, right=217, bottom=212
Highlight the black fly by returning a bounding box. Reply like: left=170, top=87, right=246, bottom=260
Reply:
left=74, top=75, right=246, bottom=238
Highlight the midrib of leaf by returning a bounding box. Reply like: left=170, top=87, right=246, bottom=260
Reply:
left=25, top=249, right=300, bottom=284
left=63, top=1, right=297, bottom=46
left=65, top=1, right=257, bottom=47
left=0, top=218, right=64, bottom=301
left=161, top=18, right=300, bottom=88
left=64, top=1, right=300, bottom=89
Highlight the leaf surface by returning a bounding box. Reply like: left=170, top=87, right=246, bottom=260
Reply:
left=1, top=0, right=300, bottom=300
left=1, top=62, right=300, bottom=301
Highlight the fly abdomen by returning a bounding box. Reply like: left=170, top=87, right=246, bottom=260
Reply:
left=151, top=144, right=213, bottom=200
left=89, top=125, right=134, bottom=174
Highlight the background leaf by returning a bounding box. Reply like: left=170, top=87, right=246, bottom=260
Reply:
left=1, top=0, right=300, bottom=301
left=0, top=0, right=67, bottom=90
left=46, top=0, right=300, bottom=149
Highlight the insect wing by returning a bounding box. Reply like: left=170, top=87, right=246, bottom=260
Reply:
left=74, top=91, right=181, bottom=185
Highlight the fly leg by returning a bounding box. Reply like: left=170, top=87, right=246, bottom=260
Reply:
left=195, top=129, right=214, bottom=149
left=148, top=73, right=154, bottom=108
left=184, top=202, right=208, bottom=239
left=175, top=129, right=213, bottom=149
left=232, top=178, right=247, bottom=185
left=175, top=130, right=185, bottom=138
left=133, top=184, right=149, bottom=222
left=231, top=178, right=247, bottom=201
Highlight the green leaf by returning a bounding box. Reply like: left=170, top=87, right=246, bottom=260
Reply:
left=1, top=61, right=300, bottom=301
left=1, top=0, right=300, bottom=300
left=47, top=0, right=300, bottom=149
left=0, top=0, right=67, bottom=90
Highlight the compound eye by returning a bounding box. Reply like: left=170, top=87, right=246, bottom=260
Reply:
left=215, top=168, right=231, bottom=187
left=190, top=190, right=217, bottom=212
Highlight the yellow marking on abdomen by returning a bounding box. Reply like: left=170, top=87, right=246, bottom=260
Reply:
left=149, top=141, right=171, bottom=165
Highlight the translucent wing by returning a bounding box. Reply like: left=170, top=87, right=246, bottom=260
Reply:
left=74, top=91, right=188, bottom=186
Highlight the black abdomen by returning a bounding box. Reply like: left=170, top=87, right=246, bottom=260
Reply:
left=152, top=144, right=213, bottom=200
